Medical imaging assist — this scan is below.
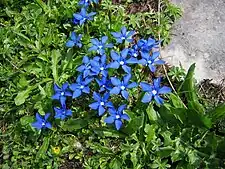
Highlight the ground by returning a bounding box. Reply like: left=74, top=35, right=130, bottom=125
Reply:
left=162, top=0, right=225, bottom=83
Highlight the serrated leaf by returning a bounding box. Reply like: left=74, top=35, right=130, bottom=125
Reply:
left=181, top=64, right=204, bottom=113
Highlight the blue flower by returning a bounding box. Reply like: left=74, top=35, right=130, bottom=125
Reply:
left=89, top=92, right=114, bottom=116
left=73, top=8, right=96, bottom=25
left=79, top=0, right=99, bottom=7
left=110, top=74, right=138, bottom=100
left=89, top=36, right=113, bottom=55
left=54, top=105, right=72, bottom=120
left=32, top=113, right=52, bottom=130
left=111, top=26, right=135, bottom=44
left=70, top=74, right=93, bottom=98
left=66, top=32, right=82, bottom=48
left=128, top=44, right=139, bottom=58
left=77, top=56, right=99, bottom=78
left=96, top=76, right=112, bottom=92
left=90, top=55, right=109, bottom=77
left=137, top=37, right=160, bottom=52
left=140, top=77, right=172, bottom=105
left=104, top=104, right=130, bottom=130
left=108, top=48, right=138, bottom=73
left=138, top=51, right=165, bottom=72
left=52, top=82, right=72, bottom=106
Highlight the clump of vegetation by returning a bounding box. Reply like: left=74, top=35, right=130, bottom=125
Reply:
left=0, top=0, right=224, bottom=169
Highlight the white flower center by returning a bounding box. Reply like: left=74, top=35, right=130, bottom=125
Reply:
left=85, top=0, right=88, bottom=2
left=116, top=115, right=120, bottom=119
left=120, top=61, right=124, bottom=65
left=121, top=86, right=125, bottom=90
left=63, top=111, right=66, bottom=114
left=61, top=92, right=64, bottom=96
left=42, top=122, right=45, bottom=126
left=121, top=37, right=125, bottom=40
left=100, top=102, right=104, bottom=106
left=134, top=53, right=138, bottom=57
left=148, top=60, right=152, bottom=64
left=80, top=85, right=84, bottom=89
left=98, top=45, right=103, bottom=49
left=88, top=66, right=91, bottom=69
left=152, top=90, right=157, bottom=95
left=100, top=67, right=104, bottom=71
left=102, top=85, right=105, bottom=87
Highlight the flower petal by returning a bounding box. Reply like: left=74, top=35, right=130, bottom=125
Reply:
left=93, top=92, right=101, bottom=101
left=45, top=122, right=52, bottom=129
left=154, top=59, right=165, bottom=65
left=126, top=57, right=138, bottom=64
left=72, top=89, right=82, bottom=98
left=35, top=113, right=43, bottom=121
left=127, top=82, right=138, bottom=89
left=44, top=113, right=51, bottom=120
left=148, top=64, right=156, bottom=72
left=121, top=48, right=129, bottom=59
left=153, top=77, right=161, bottom=89
left=158, top=86, right=172, bottom=94
left=111, top=32, right=121, bottom=38
left=121, top=26, right=127, bottom=36
left=82, top=86, right=90, bottom=93
left=138, top=59, right=147, bottom=65
left=66, top=40, right=75, bottom=48
left=141, top=92, right=153, bottom=103
left=82, top=56, right=90, bottom=64
left=110, top=87, right=121, bottom=95
left=89, top=102, right=99, bottom=110
left=60, top=96, right=66, bottom=106
left=118, top=104, right=126, bottom=113
left=101, top=36, right=108, bottom=44
left=98, top=105, right=105, bottom=116
left=104, top=116, right=115, bottom=124
left=105, top=101, right=114, bottom=108
left=154, top=95, right=164, bottom=105
left=111, top=51, right=120, bottom=60
left=54, top=84, right=61, bottom=92
left=32, top=121, right=43, bottom=130
left=108, top=61, right=120, bottom=69
left=140, top=82, right=152, bottom=92
left=121, top=114, right=130, bottom=121
left=111, top=77, right=121, bottom=86
left=123, top=74, right=131, bottom=85
left=151, top=51, right=160, bottom=60
left=122, top=65, right=131, bottom=73
left=103, top=92, right=110, bottom=101
left=121, top=90, right=129, bottom=100
left=115, top=119, right=123, bottom=130
left=52, top=93, right=60, bottom=100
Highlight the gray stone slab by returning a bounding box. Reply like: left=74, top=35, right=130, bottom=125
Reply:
left=162, top=0, right=225, bottom=82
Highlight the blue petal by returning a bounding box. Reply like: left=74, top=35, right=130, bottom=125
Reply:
left=89, top=45, right=98, bottom=52
left=110, top=87, right=121, bottom=95
left=154, top=95, right=164, bottom=105
left=54, top=107, right=62, bottom=114
left=123, top=74, right=131, bottom=85
left=154, top=60, right=165, bottom=65
left=83, top=69, right=90, bottom=78
left=108, top=108, right=117, bottom=115
left=111, top=51, right=120, bottom=60
left=115, top=119, right=123, bottom=130
left=35, top=113, right=43, bottom=122
left=138, top=59, right=147, bottom=65
left=122, top=65, right=131, bottom=73
left=127, top=82, right=138, bottom=89
left=108, top=61, right=120, bottom=69
left=101, top=36, right=108, bottom=44
left=93, top=92, right=101, bottom=101
left=118, top=104, right=126, bottom=113
left=127, top=30, right=135, bottom=38
left=121, top=26, right=127, bottom=35
left=54, top=84, right=61, bottom=92
left=103, top=92, right=110, bottom=101
left=98, top=105, right=105, bottom=116
left=84, top=77, right=93, bottom=85
left=66, top=110, right=72, bottom=116
left=72, top=89, right=82, bottom=98
left=89, top=102, right=99, bottom=110
left=151, top=51, right=160, bottom=60
left=126, top=57, right=138, bottom=64
left=121, top=48, right=129, bottom=59
left=111, top=77, right=121, bottom=86
left=105, top=101, right=114, bottom=108
left=71, top=32, right=77, bottom=41
left=153, top=78, right=161, bottom=89
left=158, top=86, right=172, bottom=94
left=140, top=82, right=152, bottom=92
left=74, top=14, right=83, bottom=20
left=70, top=83, right=79, bottom=91
left=88, top=12, right=96, bottom=17
left=44, top=113, right=51, bottom=120
left=82, top=86, right=90, bottom=93
left=66, top=40, right=75, bottom=48
left=60, top=96, right=66, bottom=106
left=45, top=122, right=52, bottom=129
left=148, top=64, right=156, bottom=72
left=65, top=91, right=72, bottom=97
left=91, top=38, right=99, bottom=45
left=141, top=52, right=150, bottom=60
left=52, top=93, right=60, bottom=100
left=32, top=121, right=43, bottom=130
left=82, top=56, right=90, bottom=64
left=111, top=32, right=121, bottom=38
left=141, top=92, right=153, bottom=103
left=76, top=74, right=83, bottom=83
left=76, top=65, right=86, bottom=72
left=104, top=116, right=115, bottom=124
left=101, top=54, right=107, bottom=63
left=121, top=90, right=129, bottom=100
left=121, top=114, right=130, bottom=121
left=105, top=43, right=114, bottom=48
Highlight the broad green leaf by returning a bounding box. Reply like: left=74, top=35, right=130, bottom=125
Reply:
left=131, top=152, right=138, bottom=168
left=51, top=50, right=61, bottom=83
left=123, top=115, right=143, bottom=135
left=210, top=103, right=225, bottom=123
left=15, top=88, right=31, bottom=105
left=170, top=93, right=185, bottom=108
left=144, top=124, right=157, bottom=142
left=181, top=64, right=204, bottom=113
left=36, top=137, right=50, bottom=160
left=20, top=116, right=34, bottom=126
left=146, top=103, right=159, bottom=122
left=62, top=118, right=88, bottom=132
left=109, top=158, right=122, bottom=169
left=94, top=128, right=126, bottom=138
left=157, top=146, right=175, bottom=158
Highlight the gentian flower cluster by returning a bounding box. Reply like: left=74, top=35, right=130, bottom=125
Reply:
left=32, top=1, right=172, bottom=131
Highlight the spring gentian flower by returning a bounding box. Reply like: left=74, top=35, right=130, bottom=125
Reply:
left=140, top=77, right=172, bottom=105
left=70, top=75, right=93, bottom=98
left=66, top=32, right=82, bottom=48
left=54, top=105, right=72, bottom=120
left=96, top=76, right=112, bottom=92
left=32, top=113, right=52, bottom=130
left=110, top=74, right=138, bottom=99
left=138, top=51, right=165, bottom=72
left=90, top=55, right=109, bottom=77
left=52, top=82, right=72, bottom=106
left=73, top=8, right=96, bottom=25
left=108, top=49, right=138, bottom=73
left=111, top=26, right=135, bottom=43
left=77, top=56, right=99, bottom=78
left=89, top=36, right=113, bottom=55
left=89, top=92, right=114, bottom=116
left=79, top=0, right=99, bottom=7
left=137, top=37, right=159, bottom=52
left=104, top=104, right=130, bottom=130
left=128, top=44, right=139, bottom=58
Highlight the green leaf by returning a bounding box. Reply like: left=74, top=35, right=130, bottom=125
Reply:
left=144, top=124, right=157, bottom=142
left=51, top=50, right=61, bottom=83
left=146, top=103, right=159, bottom=122
left=181, top=64, right=204, bottom=113
left=131, top=152, right=138, bottom=168
left=36, top=137, right=50, bottom=160
left=210, top=103, right=225, bottom=123
left=157, top=146, right=175, bottom=158
left=14, top=88, right=31, bottom=105
left=62, top=118, right=88, bottom=132
left=109, top=158, right=122, bottom=169
left=170, top=93, right=185, bottom=108
left=20, top=116, right=34, bottom=126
